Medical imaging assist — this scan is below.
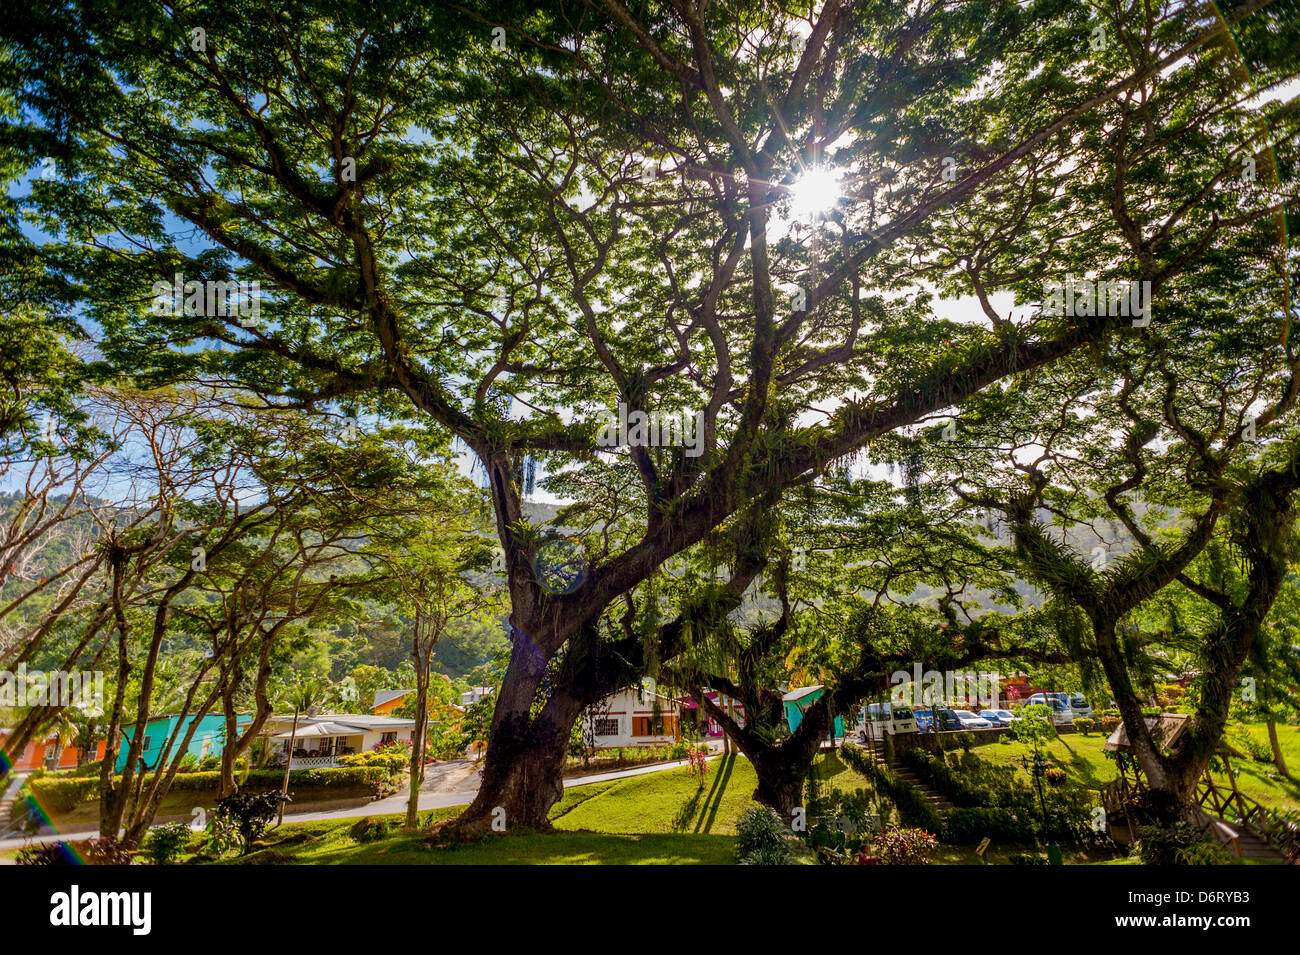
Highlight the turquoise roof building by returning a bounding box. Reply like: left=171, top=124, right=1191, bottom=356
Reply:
left=782, top=685, right=846, bottom=737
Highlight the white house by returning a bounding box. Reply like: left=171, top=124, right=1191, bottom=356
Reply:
left=260, top=713, right=418, bottom=768
left=460, top=685, right=494, bottom=707
left=582, top=688, right=682, bottom=750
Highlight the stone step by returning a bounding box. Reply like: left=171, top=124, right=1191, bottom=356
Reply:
left=889, top=769, right=954, bottom=811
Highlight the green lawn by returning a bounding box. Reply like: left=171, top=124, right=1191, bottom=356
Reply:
left=975, top=722, right=1300, bottom=813
left=1221, top=724, right=1300, bottom=812
left=214, top=771, right=742, bottom=864
left=219, top=752, right=836, bottom=863
left=235, top=828, right=735, bottom=865
left=553, top=754, right=755, bottom=835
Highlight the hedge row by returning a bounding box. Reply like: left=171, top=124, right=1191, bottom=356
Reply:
left=24, top=766, right=393, bottom=814
left=899, top=746, right=1034, bottom=810
left=899, top=747, right=1100, bottom=845
left=839, top=743, right=942, bottom=832
left=943, top=802, right=1098, bottom=844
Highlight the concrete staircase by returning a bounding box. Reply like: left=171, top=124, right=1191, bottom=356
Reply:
left=891, top=764, right=955, bottom=814
left=0, top=773, right=29, bottom=840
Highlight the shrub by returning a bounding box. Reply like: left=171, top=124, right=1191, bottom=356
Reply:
left=943, top=807, right=1039, bottom=843
left=898, top=747, right=1033, bottom=811
left=803, top=787, right=880, bottom=864
left=164, top=766, right=391, bottom=796
left=16, top=837, right=132, bottom=866
left=1072, top=717, right=1096, bottom=735
left=348, top=816, right=394, bottom=843
left=1009, top=852, right=1051, bottom=865
left=211, top=790, right=290, bottom=856
left=873, top=826, right=938, bottom=864
left=1235, top=735, right=1272, bottom=764
left=141, top=822, right=193, bottom=865
left=736, top=807, right=796, bottom=865
left=1133, top=821, right=1230, bottom=865
left=24, top=775, right=100, bottom=813
left=337, top=750, right=408, bottom=772
left=1045, top=767, right=1068, bottom=786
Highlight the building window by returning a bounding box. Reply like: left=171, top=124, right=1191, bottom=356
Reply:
left=630, top=715, right=679, bottom=737
left=141, top=735, right=153, bottom=750
left=593, top=718, right=620, bottom=737
left=380, top=732, right=397, bottom=745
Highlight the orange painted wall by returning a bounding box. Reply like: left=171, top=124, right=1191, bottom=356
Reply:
left=372, top=694, right=409, bottom=716
left=1, top=734, right=107, bottom=771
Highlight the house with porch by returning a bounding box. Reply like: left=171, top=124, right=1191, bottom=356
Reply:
left=259, top=713, right=419, bottom=768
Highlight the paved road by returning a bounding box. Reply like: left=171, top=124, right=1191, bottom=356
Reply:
left=0, top=754, right=716, bottom=850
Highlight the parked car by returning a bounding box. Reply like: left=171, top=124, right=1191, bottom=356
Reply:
left=952, top=710, right=993, bottom=729
left=1067, top=695, right=1093, bottom=719
left=858, top=702, right=918, bottom=739
left=914, top=707, right=963, bottom=732
left=1021, top=697, right=1075, bottom=725
left=1026, top=692, right=1085, bottom=717
left=1047, top=700, right=1075, bottom=725
left=1026, top=692, right=1070, bottom=708
left=978, top=709, right=1018, bottom=726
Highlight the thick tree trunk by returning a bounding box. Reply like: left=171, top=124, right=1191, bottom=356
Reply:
left=432, top=626, right=589, bottom=839
left=750, top=751, right=810, bottom=817
left=696, top=688, right=825, bottom=819
left=434, top=711, right=574, bottom=839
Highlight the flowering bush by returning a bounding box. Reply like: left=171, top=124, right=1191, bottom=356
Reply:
left=1045, top=767, right=1068, bottom=786
left=872, top=826, right=938, bottom=865
left=686, top=746, right=709, bottom=782
left=337, top=749, right=408, bottom=772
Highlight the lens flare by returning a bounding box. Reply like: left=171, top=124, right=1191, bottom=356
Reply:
left=788, top=166, right=843, bottom=220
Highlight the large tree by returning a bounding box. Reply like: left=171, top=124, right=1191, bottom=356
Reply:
left=4, top=0, right=1294, bottom=835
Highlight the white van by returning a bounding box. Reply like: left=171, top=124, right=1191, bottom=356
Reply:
left=859, top=702, right=918, bottom=740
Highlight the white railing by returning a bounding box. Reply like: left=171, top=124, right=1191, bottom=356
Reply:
left=289, top=755, right=340, bottom=770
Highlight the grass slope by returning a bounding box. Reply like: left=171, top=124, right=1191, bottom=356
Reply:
left=976, top=723, right=1300, bottom=812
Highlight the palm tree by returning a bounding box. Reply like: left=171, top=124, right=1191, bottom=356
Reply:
left=44, top=711, right=79, bottom=769
left=273, top=675, right=331, bottom=826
